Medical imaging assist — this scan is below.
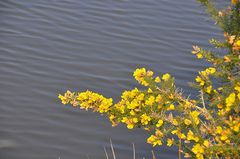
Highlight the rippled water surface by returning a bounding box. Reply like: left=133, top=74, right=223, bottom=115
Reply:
left=0, top=0, right=227, bottom=158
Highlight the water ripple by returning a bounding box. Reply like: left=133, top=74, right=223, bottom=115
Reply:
left=0, top=0, right=225, bottom=158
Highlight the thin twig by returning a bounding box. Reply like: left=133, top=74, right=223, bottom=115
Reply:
left=104, top=147, right=109, bottom=159
left=110, top=139, right=116, bottom=159
left=151, top=151, right=156, bottom=159
left=132, top=143, right=136, bottom=159
left=200, top=90, right=206, bottom=109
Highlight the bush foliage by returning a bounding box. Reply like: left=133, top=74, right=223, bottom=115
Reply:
left=59, top=0, right=240, bottom=158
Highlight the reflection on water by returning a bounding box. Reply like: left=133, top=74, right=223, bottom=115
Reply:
left=0, top=0, right=225, bottom=158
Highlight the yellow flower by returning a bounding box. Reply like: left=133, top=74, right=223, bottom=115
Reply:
left=203, top=140, right=209, bottom=147
left=190, top=111, right=200, bottom=125
left=225, top=93, right=236, bottom=107
left=171, top=129, right=186, bottom=139
left=205, top=67, right=216, bottom=74
left=172, top=119, right=178, bottom=126
left=216, top=126, right=223, bottom=134
left=227, top=117, right=240, bottom=132
left=127, top=124, right=134, bottom=129
left=141, top=113, right=151, bottom=125
left=147, top=135, right=162, bottom=146
left=156, top=119, right=164, bottom=127
left=137, top=93, right=145, bottom=101
left=147, top=70, right=154, bottom=77
left=58, top=94, right=67, bottom=104
left=196, top=53, right=203, bottom=58
left=232, top=124, right=239, bottom=132
left=195, top=76, right=205, bottom=86
left=147, top=88, right=153, bottom=93
left=162, top=73, right=171, bottom=81
left=220, top=134, right=228, bottom=141
left=130, top=110, right=135, bottom=116
left=195, top=76, right=201, bottom=82
left=232, top=0, right=238, bottom=5
left=183, top=101, right=191, bottom=109
left=132, top=118, right=138, bottom=123
left=171, top=129, right=178, bottom=135
left=167, top=104, right=175, bottom=110
left=155, top=76, right=161, bottom=83
left=235, top=86, right=240, bottom=92
left=155, top=129, right=164, bottom=138
left=187, top=130, right=199, bottom=142
left=144, top=127, right=150, bottom=131
left=109, top=115, right=115, bottom=121
left=184, top=119, right=192, bottom=126
left=237, top=40, right=240, bottom=46
left=122, top=117, right=138, bottom=129
left=167, top=138, right=174, bottom=147
left=133, top=68, right=146, bottom=79
left=179, top=133, right=186, bottom=139
left=145, top=96, right=155, bottom=106
left=133, top=68, right=153, bottom=86
left=206, top=85, right=212, bottom=94
left=155, top=95, right=162, bottom=102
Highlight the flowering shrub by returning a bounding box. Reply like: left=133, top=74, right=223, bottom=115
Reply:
left=58, top=0, right=240, bottom=158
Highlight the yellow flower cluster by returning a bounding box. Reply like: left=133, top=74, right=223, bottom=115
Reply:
left=192, top=45, right=203, bottom=58
left=225, top=93, right=235, bottom=108
left=195, top=67, right=217, bottom=96
left=58, top=90, right=76, bottom=105
left=226, top=116, right=240, bottom=132
left=141, top=113, right=151, bottom=125
left=59, top=66, right=240, bottom=158
left=191, top=144, right=205, bottom=159
left=195, top=67, right=215, bottom=86
left=156, top=119, right=163, bottom=127
left=133, top=68, right=154, bottom=86
left=225, top=33, right=240, bottom=51
left=58, top=1, right=240, bottom=158
left=133, top=68, right=172, bottom=87
left=147, top=135, right=162, bottom=146
left=147, top=130, right=164, bottom=146
left=187, top=130, right=199, bottom=142
left=190, top=111, right=200, bottom=125
left=167, top=138, right=174, bottom=147
left=162, top=73, right=171, bottom=81
left=59, top=90, right=113, bottom=113
left=77, top=91, right=113, bottom=113
left=121, top=117, right=138, bottom=129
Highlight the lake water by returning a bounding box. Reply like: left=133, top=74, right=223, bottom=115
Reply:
left=0, top=0, right=227, bottom=158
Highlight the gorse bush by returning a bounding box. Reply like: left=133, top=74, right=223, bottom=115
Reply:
left=58, top=0, right=240, bottom=158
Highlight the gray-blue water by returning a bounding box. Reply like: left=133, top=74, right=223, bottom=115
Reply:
left=0, top=0, right=227, bottom=158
